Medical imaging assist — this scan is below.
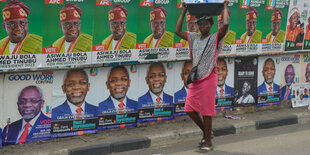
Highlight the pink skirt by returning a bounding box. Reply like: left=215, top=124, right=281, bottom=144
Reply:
left=184, top=67, right=217, bottom=116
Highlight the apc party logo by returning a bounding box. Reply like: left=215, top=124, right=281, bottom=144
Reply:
left=276, top=58, right=280, bottom=64
left=90, top=68, right=98, bottom=76
left=167, top=62, right=174, bottom=70
left=227, top=58, right=234, bottom=64
left=130, top=65, right=138, bottom=73
left=140, top=0, right=154, bottom=6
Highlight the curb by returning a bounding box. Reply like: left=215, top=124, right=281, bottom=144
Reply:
left=255, top=115, right=298, bottom=129
left=68, top=137, right=150, bottom=155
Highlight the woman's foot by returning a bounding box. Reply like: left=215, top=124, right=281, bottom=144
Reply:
left=197, top=143, right=214, bottom=153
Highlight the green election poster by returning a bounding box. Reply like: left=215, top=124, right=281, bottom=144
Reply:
left=236, top=0, right=265, bottom=54
left=261, top=0, right=289, bottom=53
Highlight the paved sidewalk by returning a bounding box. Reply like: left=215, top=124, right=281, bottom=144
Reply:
left=1, top=106, right=309, bottom=155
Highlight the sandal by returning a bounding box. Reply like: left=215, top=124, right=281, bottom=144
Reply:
left=197, top=145, right=214, bottom=153
left=198, top=138, right=206, bottom=147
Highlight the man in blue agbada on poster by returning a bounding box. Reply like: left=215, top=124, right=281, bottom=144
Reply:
left=2, top=86, right=50, bottom=145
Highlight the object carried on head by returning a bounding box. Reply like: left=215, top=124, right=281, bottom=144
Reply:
left=185, top=0, right=225, bottom=17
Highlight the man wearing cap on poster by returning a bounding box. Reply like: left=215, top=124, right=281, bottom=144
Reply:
left=216, top=58, right=234, bottom=98
left=305, top=63, right=310, bottom=83
left=52, top=69, right=97, bottom=121
left=296, top=23, right=304, bottom=43
left=305, top=17, right=310, bottom=41
left=0, top=0, right=42, bottom=55
left=239, top=8, right=262, bottom=44
left=98, top=66, right=137, bottom=114
left=174, top=60, right=192, bottom=103
left=179, top=13, right=198, bottom=47
left=217, top=9, right=235, bottom=45
left=51, top=3, right=92, bottom=53
left=99, top=4, right=136, bottom=50
left=257, top=58, right=280, bottom=95
left=265, top=9, right=285, bottom=43
left=138, top=62, right=173, bottom=108
left=286, top=7, right=300, bottom=42
left=143, top=5, right=174, bottom=48
left=281, top=64, right=295, bottom=100
left=2, top=86, right=50, bottom=145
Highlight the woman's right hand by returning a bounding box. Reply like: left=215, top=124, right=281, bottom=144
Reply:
left=182, top=2, right=187, bottom=12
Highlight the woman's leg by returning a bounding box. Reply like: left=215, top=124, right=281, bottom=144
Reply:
left=186, top=112, right=205, bottom=137
left=202, top=116, right=212, bottom=146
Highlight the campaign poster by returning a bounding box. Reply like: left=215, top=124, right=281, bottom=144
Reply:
left=217, top=0, right=238, bottom=56
left=304, top=7, right=310, bottom=50
left=234, top=56, right=258, bottom=106
left=52, top=69, right=97, bottom=138
left=136, top=0, right=176, bottom=61
left=0, top=0, right=43, bottom=70
left=92, top=0, right=140, bottom=64
left=280, top=53, right=301, bottom=101
left=300, top=0, right=309, bottom=50
left=42, top=0, right=94, bottom=67
left=257, top=56, right=281, bottom=107
left=138, top=62, right=174, bottom=123
left=284, top=0, right=303, bottom=51
left=2, top=72, right=52, bottom=146
left=95, top=65, right=139, bottom=130
left=301, top=52, right=310, bottom=83
left=261, top=0, right=289, bottom=53
left=216, top=58, right=235, bottom=110
left=235, top=0, right=265, bottom=55
left=291, top=83, right=310, bottom=108
left=173, top=0, right=190, bottom=60
left=173, top=61, right=191, bottom=116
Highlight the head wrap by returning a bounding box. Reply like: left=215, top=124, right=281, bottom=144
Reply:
left=196, top=16, right=214, bottom=25
left=272, top=9, right=282, bottom=22
left=60, top=3, right=82, bottom=23
left=186, top=12, right=197, bottom=23
left=246, top=8, right=258, bottom=21
left=289, top=7, right=299, bottom=17
left=150, top=5, right=167, bottom=22
left=2, top=0, right=30, bottom=22
left=109, top=4, right=128, bottom=22
left=217, top=9, right=231, bottom=22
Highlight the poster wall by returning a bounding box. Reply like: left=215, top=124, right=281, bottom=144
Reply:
left=234, top=56, right=258, bottom=106
left=257, top=55, right=281, bottom=106
left=138, top=62, right=174, bottom=123
left=0, top=0, right=43, bottom=70
left=2, top=72, right=52, bottom=145
left=95, top=65, right=139, bottom=130
left=51, top=69, right=97, bottom=138
left=291, top=83, right=310, bottom=108
left=216, top=58, right=235, bottom=110
left=280, top=53, right=301, bottom=101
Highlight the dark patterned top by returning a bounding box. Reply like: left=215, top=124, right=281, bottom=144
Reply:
left=188, top=32, right=220, bottom=80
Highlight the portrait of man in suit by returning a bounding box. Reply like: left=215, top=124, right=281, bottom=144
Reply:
left=138, top=63, right=173, bottom=108
left=98, top=66, right=137, bottom=115
left=257, top=58, right=280, bottom=95
left=216, top=58, right=234, bottom=98
left=52, top=69, right=97, bottom=121
left=236, top=81, right=255, bottom=104
left=174, top=61, right=192, bottom=103
left=2, top=86, right=50, bottom=145
left=281, top=64, right=295, bottom=100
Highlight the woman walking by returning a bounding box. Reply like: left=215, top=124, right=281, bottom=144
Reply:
left=175, top=0, right=230, bottom=152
